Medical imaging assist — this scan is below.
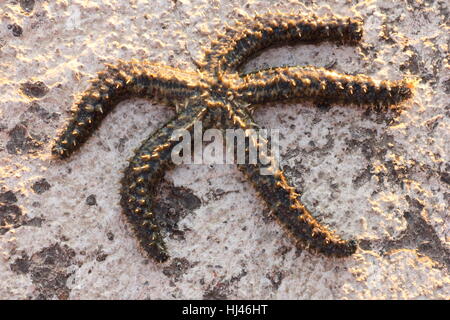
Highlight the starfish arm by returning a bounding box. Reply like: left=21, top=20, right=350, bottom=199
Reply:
left=202, top=13, right=362, bottom=76
left=120, top=103, right=208, bottom=263
left=236, top=66, right=414, bottom=108
left=52, top=60, right=203, bottom=159
left=229, top=105, right=357, bottom=257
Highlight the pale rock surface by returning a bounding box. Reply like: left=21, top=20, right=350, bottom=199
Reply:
left=0, top=0, right=448, bottom=299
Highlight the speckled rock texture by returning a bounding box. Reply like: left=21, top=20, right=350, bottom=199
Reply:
left=0, top=0, right=448, bottom=299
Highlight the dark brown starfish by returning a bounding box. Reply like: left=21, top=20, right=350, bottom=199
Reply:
left=52, top=12, right=413, bottom=262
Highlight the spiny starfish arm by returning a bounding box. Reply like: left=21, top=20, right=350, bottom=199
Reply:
left=235, top=66, right=414, bottom=108
left=201, top=12, right=362, bottom=76
left=52, top=60, right=204, bottom=159
left=120, top=103, right=208, bottom=263
left=229, top=105, right=357, bottom=257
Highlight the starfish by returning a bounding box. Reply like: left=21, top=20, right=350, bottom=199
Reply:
left=52, top=12, right=413, bottom=262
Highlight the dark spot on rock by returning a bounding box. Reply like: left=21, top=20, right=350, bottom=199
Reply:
left=86, top=194, right=97, bottom=206
left=106, top=231, right=114, bottom=241
left=0, top=190, right=18, bottom=204
left=153, top=180, right=201, bottom=240
left=0, top=201, right=23, bottom=235
left=352, top=165, right=372, bottom=188
left=444, top=192, right=450, bottom=206
left=30, top=244, right=76, bottom=300
left=408, top=197, right=425, bottom=211
left=204, top=188, right=238, bottom=202
left=24, top=216, right=45, bottom=227
left=203, top=269, right=246, bottom=300
left=230, top=268, right=248, bottom=283
left=116, top=136, right=128, bottom=153
left=203, top=283, right=229, bottom=300
left=443, top=79, right=450, bottom=94
left=10, top=252, right=31, bottom=274
left=400, top=48, right=422, bottom=75
left=275, top=245, right=291, bottom=258
left=20, top=0, right=35, bottom=13
left=6, top=124, right=43, bottom=155
left=368, top=196, right=450, bottom=271
left=345, top=131, right=410, bottom=187
left=8, top=23, right=23, bottom=37
left=96, top=250, right=108, bottom=262
left=10, top=243, right=77, bottom=299
left=358, top=239, right=372, bottom=250
left=28, top=103, right=59, bottom=122
left=330, top=183, right=339, bottom=190
left=424, top=116, right=442, bottom=131
left=20, top=81, right=49, bottom=98
left=306, top=132, right=335, bottom=156
left=31, top=179, right=51, bottom=194
left=283, top=147, right=301, bottom=161
left=440, top=171, right=450, bottom=185
left=162, top=257, right=196, bottom=281
left=266, top=269, right=284, bottom=289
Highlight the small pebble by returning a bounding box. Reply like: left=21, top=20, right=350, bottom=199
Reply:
left=8, top=24, right=23, bottom=37
left=20, top=0, right=35, bottom=13
left=86, top=194, right=97, bottom=206
left=20, top=81, right=49, bottom=98
left=31, top=179, right=51, bottom=194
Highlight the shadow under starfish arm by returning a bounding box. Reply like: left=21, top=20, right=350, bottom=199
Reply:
left=120, top=103, right=208, bottom=262
left=52, top=60, right=204, bottom=159
left=235, top=66, right=414, bottom=109
left=201, top=12, right=363, bottom=76
left=231, top=106, right=357, bottom=257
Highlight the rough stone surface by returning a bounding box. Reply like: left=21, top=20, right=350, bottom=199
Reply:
left=0, top=0, right=448, bottom=299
